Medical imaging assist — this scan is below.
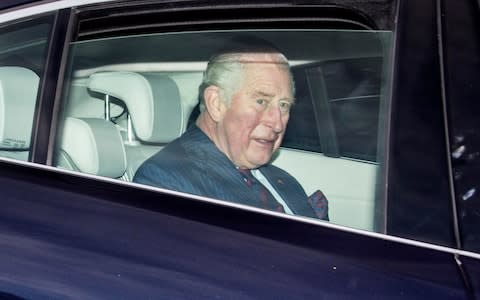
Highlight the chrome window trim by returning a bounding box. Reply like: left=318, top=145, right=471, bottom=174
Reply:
left=1, top=155, right=480, bottom=261
left=0, top=0, right=115, bottom=24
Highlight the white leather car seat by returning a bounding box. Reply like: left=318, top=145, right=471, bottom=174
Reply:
left=0, top=66, right=39, bottom=161
left=87, top=72, right=186, bottom=181
left=56, top=117, right=127, bottom=178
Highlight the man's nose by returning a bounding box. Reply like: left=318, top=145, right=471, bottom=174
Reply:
left=263, top=104, right=284, bottom=133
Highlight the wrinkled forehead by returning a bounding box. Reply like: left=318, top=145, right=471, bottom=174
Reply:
left=241, top=57, right=295, bottom=99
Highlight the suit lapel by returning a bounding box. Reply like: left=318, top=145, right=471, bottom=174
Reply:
left=184, top=127, right=259, bottom=207
left=182, top=126, right=316, bottom=217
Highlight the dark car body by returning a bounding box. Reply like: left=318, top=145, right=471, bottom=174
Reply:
left=0, top=0, right=480, bottom=299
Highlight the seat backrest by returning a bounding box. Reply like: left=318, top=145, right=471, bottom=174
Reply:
left=0, top=66, right=39, bottom=161
left=88, top=72, right=185, bottom=181
left=88, top=72, right=184, bottom=142
left=56, top=117, right=127, bottom=178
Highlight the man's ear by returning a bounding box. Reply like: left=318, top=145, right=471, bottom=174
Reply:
left=203, top=85, right=226, bottom=122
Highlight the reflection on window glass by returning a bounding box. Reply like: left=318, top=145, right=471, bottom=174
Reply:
left=59, top=30, right=392, bottom=233
left=0, top=16, right=53, bottom=161
left=284, top=57, right=383, bottom=162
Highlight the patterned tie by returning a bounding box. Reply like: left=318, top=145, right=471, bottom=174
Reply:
left=238, top=168, right=285, bottom=213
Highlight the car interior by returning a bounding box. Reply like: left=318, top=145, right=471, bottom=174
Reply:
left=0, top=66, right=39, bottom=161
left=51, top=29, right=392, bottom=232
left=0, top=23, right=392, bottom=232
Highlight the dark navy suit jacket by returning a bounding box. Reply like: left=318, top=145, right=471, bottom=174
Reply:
left=134, top=126, right=319, bottom=218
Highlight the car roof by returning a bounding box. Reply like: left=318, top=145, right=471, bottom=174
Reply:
left=0, top=0, right=41, bottom=11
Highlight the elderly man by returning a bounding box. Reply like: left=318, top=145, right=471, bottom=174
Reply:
left=134, top=41, right=328, bottom=220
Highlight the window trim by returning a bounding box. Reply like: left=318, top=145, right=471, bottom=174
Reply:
left=74, top=2, right=378, bottom=41
left=30, top=8, right=75, bottom=164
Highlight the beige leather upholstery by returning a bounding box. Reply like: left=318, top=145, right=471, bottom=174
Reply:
left=57, top=117, right=127, bottom=178
left=0, top=66, right=39, bottom=161
left=87, top=72, right=185, bottom=181
left=88, top=72, right=184, bottom=143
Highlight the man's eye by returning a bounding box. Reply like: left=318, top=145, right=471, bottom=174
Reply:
left=256, top=99, right=267, bottom=106
left=279, top=101, right=292, bottom=112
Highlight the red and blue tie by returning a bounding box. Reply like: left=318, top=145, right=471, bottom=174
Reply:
left=238, top=168, right=285, bottom=213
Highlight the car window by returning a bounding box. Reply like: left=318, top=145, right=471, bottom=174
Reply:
left=56, top=29, right=392, bottom=234
left=284, top=57, right=383, bottom=162
left=0, top=15, right=54, bottom=161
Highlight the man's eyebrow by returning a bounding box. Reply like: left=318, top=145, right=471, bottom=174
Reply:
left=286, top=97, right=296, bottom=104
left=251, top=90, right=295, bottom=102
left=251, top=90, right=275, bottom=98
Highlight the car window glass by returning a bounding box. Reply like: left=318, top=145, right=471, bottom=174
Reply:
left=284, top=57, right=383, bottom=162
left=0, top=16, right=54, bottom=161
left=57, top=30, right=392, bottom=233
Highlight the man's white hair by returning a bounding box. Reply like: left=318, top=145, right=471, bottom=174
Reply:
left=198, top=42, right=295, bottom=113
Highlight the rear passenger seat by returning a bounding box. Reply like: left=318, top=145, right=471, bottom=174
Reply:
left=87, top=71, right=189, bottom=181
left=0, top=66, right=39, bottom=161
left=56, top=117, right=127, bottom=178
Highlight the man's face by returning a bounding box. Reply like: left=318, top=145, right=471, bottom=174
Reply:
left=215, top=54, right=294, bottom=169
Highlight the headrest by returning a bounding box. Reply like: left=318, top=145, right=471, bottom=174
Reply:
left=0, top=66, right=39, bottom=149
left=59, top=117, right=127, bottom=178
left=88, top=72, right=183, bottom=143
